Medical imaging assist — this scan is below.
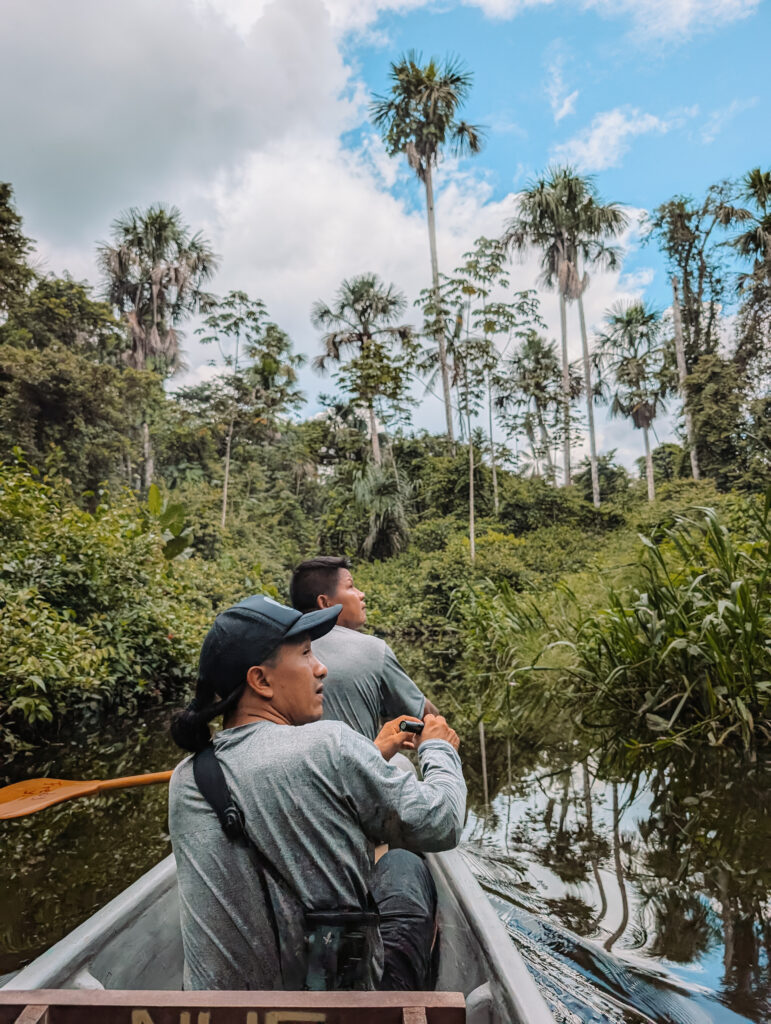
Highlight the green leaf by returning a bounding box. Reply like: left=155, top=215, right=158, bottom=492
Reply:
left=162, top=534, right=191, bottom=560
left=147, top=483, right=162, bottom=516
left=159, top=503, right=186, bottom=536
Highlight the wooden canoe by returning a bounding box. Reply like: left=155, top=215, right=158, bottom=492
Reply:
left=0, top=848, right=554, bottom=1023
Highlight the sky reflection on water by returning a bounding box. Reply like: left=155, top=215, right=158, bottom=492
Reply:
left=461, top=750, right=770, bottom=1024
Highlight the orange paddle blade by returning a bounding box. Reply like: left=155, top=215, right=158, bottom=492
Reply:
left=0, top=771, right=173, bottom=820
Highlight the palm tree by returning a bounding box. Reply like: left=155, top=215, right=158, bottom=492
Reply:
left=98, top=204, right=218, bottom=490
left=460, top=235, right=540, bottom=513
left=371, top=52, right=483, bottom=451
left=594, top=301, right=671, bottom=502
left=311, top=274, right=413, bottom=465
left=503, top=174, right=573, bottom=484
left=730, top=168, right=771, bottom=381
left=730, top=168, right=771, bottom=284
left=352, top=463, right=413, bottom=559
left=503, top=167, right=627, bottom=500
left=495, top=331, right=563, bottom=481
left=560, top=169, right=628, bottom=508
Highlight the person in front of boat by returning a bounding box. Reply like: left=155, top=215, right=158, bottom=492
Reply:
left=168, top=594, right=465, bottom=993
left=289, top=556, right=440, bottom=754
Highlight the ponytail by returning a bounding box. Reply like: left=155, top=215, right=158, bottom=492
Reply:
left=170, top=681, right=246, bottom=752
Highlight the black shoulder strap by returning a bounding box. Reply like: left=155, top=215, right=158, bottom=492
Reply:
left=193, top=744, right=246, bottom=841
left=193, top=743, right=289, bottom=977
left=192, top=743, right=377, bottom=926
left=192, top=745, right=296, bottom=893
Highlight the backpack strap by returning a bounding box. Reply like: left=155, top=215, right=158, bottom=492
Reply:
left=192, top=744, right=246, bottom=841
left=191, top=742, right=380, bottom=988
left=192, top=745, right=291, bottom=885
left=192, top=743, right=288, bottom=975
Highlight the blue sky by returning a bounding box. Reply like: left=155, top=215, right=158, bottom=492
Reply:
left=2, top=0, right=767, bottom=472
left=348, top=0, right=767, bottom=310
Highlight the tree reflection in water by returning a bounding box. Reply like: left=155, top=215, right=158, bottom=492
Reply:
left=0, top=709, right=179, bottom=978
left=463, top=734, right=770, bottom=1024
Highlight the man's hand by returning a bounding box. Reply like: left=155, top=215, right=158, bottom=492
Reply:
left=375, top=716, right=423, bottom=761
left=417, top=714, right=460, bottom=752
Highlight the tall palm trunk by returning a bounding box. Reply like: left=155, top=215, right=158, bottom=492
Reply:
left=672, top=276, right=700, bottom=481
left=643, top=425, right=655, bottom=503
left=141, top=420, right=154, bottom=493
left=387, top=440, right=400, bottom=484
left=557, top=771, right=571, bottom=834
left=559, top=292, right=571, bottom=486
left=577, top=292, right=600, bottom=506
left=222, top=338, right=243, bottom=528
left=603, top=784, right=629, bottom=952
left=468, top=406, right=476, bottom=562
left=536, top=405, right=555, bottom=478
left=366, top=404, right=382, bottom=465
left=221, top=407, right=236, bottom=528
left=478, top=719, right=488, bottom=808
left=486, top=371, right=499, bottom=514
left=424, top=164, right=455, bottom=452
left=582, top=764, right=608, bottom=928
left=455, top=382, right=466, bottom=440
left=525, top=419, right=540, bottom=476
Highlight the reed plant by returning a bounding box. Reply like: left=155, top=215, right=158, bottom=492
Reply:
left=561, top=487, right=771, bottom=778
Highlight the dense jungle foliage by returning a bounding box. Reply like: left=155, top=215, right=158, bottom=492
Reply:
left=0, top=152, right=769, bottom=780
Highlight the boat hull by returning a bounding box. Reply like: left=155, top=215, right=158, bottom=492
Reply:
left=2, top=849, right=552, bottom=1023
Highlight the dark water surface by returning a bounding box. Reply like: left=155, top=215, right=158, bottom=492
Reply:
left=460, top=744, right=770, bottom=1024
left=1, top=716, right=768, bottom=1024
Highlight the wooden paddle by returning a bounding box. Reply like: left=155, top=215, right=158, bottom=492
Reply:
left=0, top=770, right=173, bottom=820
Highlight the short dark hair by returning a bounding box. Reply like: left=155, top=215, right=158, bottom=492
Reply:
left=290, top=555, right=350, bottom=612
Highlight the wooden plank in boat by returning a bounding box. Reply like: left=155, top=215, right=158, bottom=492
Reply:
left=0, top=990, right=465, bottom=1024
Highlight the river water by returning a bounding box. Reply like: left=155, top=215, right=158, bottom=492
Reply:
left=1, top=711, right=768, bottom=1024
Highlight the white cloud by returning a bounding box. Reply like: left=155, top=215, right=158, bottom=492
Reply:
left=202, top=0, right=761, bottom=41
left=1, top=0, right=356, bottom=246
left=485, top=114, right=528, bottom=138
left=174, top=137, right=518, bottom=425
left=196, top=0, right=438, bottom=36
left=583, top=0, right=761, bottom=40
left=459, top=0, right=555, bottom=15
left=180, top=143, right=657, bottom=468
left=544, top=51, right=579, bottom=124
left=700, top=97, right=759, bottom=144
left=2, top=0, right=677, bottom=466
left=552, top=105, right=698, bottom=172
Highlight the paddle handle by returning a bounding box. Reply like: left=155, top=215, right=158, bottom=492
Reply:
left=97, top=770, right=174, bottom=792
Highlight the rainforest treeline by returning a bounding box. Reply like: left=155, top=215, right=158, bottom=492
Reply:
left=0, top=53, right=768, bottom=763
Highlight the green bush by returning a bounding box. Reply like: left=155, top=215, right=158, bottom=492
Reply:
left=409, top=515, right=460, bottom=553
left=0, top=586, right=106, bottom=729
left=557, top=490, right=771, bottom=778
left=497, top=475, right=624, bottom=534
left=0, top=465, right=207, bottom=751
left=0, top=344, right=161, bottom=494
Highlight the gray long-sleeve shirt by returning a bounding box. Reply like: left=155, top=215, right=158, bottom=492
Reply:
left=168, top=719, right=466, bottom=991
left=312, top=625, right=426, bottom=740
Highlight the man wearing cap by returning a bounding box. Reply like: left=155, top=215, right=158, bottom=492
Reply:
left=289, top=557, right=439, bottom=749
left=168, top=594, right=465, bottom=993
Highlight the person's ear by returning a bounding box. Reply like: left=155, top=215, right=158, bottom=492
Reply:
left=246, top=664, right=272, bottom=698
left=317, top=593, right=332, bottom=610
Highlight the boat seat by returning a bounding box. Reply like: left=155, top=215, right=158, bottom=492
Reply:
left=0, top=989, right=467, bottom=1023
